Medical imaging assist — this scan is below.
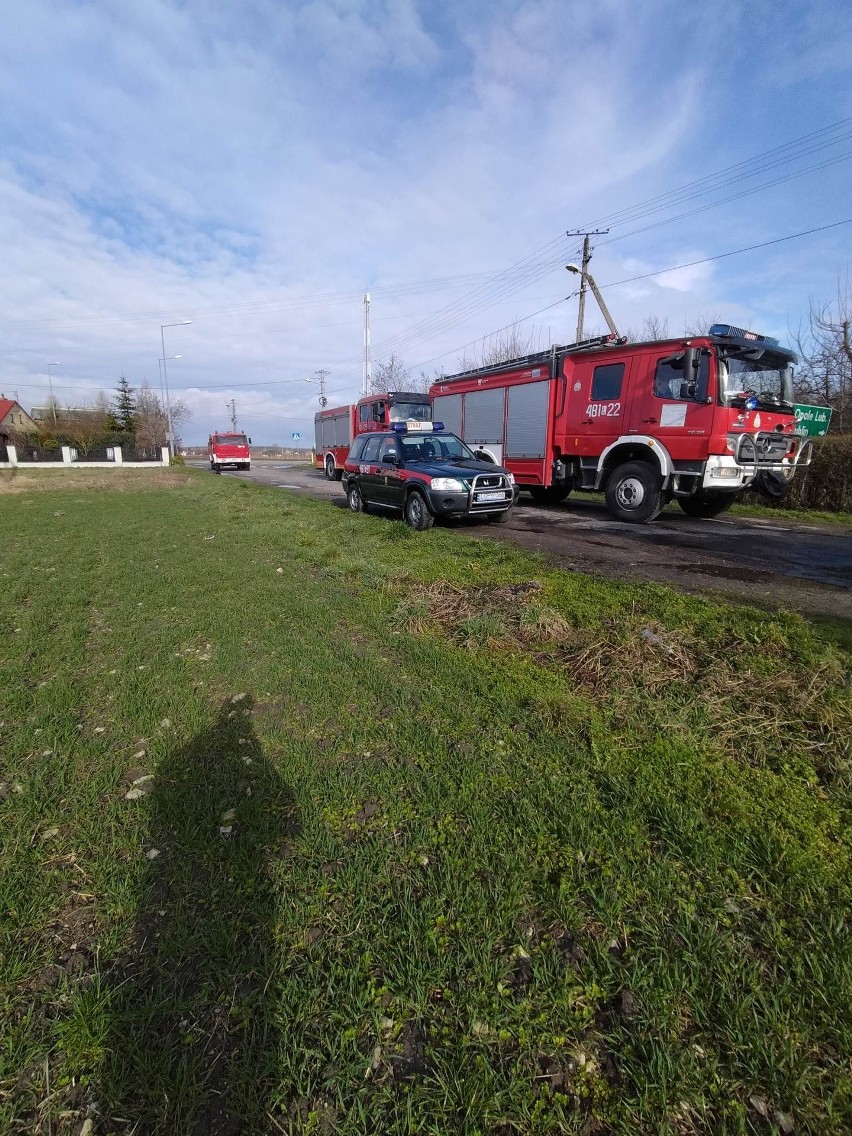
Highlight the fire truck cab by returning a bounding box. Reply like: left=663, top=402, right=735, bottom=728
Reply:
left=208, top=431, right=251, bottom=473
left=430, top=325, right=812, bottom=523
left=314, top=390, right=431, bottom=480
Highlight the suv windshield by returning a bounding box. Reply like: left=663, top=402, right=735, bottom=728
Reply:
left=718, top=351, right=794, bottom=411
left=399, top=433, right=475, bottom=462
left=389, top=401, right=431, bottom=423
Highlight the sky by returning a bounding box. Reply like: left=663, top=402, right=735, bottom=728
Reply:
left=1, top=0, right=851, bottom=446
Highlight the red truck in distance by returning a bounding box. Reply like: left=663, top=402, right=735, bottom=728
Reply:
left=208, top=432, right=251, bottom=473
left=429, top=324, right=812, bottom=523
left=314, top=390, right=432, bottom=480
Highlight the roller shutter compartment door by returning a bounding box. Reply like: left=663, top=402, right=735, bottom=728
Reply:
left=432, top=394, right=462, bottom=438
left=334, top=414, right=350, bottom=447
left=462, top=388, right=505, bottom=443
left=506, top=380, right=549, bottom=458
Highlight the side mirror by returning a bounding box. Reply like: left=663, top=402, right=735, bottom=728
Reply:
left=383, top=451, right=399, bottom=466
left=248, top=437, right=252, bottom=444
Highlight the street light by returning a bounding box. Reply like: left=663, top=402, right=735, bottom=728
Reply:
left=46, top=362, right=60, bottom=426
left=158, top=356, right=182, bottom=409
left=160, top=321, right=192, bottom=456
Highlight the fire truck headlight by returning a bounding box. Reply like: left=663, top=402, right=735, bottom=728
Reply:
left=725, top=434, right=739, bottom=454
left=431, top=477, right=466, bottom=492
left=710, top=467, right=740, bottom=479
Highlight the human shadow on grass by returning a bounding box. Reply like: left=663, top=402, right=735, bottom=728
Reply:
left=98, top=696, right=299, bottom=1135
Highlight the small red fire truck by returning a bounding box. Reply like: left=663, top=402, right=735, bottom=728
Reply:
left=314, top=390, right=431, bottom=480
left=208, top=431, right=251, bottom=473
left=429, top=324, right=812, bottom=523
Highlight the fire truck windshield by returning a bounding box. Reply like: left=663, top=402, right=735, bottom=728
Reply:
left=388, top=401, right=431, bottom=423
left=718, top=352, right=794, bottom=412
left=217, top=434, right=248, bottom=445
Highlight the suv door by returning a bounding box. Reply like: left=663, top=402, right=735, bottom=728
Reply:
left=358, top=435, right=382, bottom=502
left=376, top=435, right=404, bottom=507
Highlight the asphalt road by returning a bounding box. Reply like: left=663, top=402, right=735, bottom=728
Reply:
left=191, top=460, right=852, bottom=620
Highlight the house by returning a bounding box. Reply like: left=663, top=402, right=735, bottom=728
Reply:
left=0, top=397, right=39, bottom=444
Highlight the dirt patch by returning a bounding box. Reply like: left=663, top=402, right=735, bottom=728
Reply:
left=0, top=468, right=192, bottom=494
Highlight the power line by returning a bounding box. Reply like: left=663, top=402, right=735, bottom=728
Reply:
left=408, top=218, right=852, bottom=373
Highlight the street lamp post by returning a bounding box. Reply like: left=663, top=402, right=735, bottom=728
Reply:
left=158, top=356, right=182, bottom=412
left=160, top=321, right=192, bottom=456
left=46, top=362, right=60, bottom=426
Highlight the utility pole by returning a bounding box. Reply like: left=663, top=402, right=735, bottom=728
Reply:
left=226, top=398, right=238, bottom=430
left=566, top=230, right=608, bottom=341
left=363, top=293, right=372, bottom=397
left=314, top=369, right=329, bottom=408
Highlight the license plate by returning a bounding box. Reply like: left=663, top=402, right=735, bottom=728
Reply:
left=476, top=490, right=507, bottom=502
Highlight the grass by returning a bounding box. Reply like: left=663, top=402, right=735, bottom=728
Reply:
left=1, top=469, right=850, bottom=1135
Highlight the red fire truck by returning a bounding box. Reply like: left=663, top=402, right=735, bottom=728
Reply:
left=208, top=431, right=251, bottom=473
left=314, top=390, right=431, bottom=480
left=429, top=324, right=812, bottom=523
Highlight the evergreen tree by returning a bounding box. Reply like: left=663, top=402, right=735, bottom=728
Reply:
left=113, top=375, right=136, bottom=432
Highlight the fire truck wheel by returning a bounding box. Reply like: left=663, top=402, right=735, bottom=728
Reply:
left=347, top=483, right=368, bottom=513
left=605, top=461, right=664, bottom=523
left=324, top=455, right=337, bottom=481
left=404, top=490, right=435, bottom=531
left=529, top=486, right=571, bottom=505
left=678, top=492, right=735, bottom=518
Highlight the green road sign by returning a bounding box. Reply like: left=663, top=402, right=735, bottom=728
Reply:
left=793, top=404, right=833, bottom=437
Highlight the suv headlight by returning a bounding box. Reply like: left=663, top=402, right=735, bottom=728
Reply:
left=431, top=477, right=466, bottom=492
left=505, top=472, right=515, bottom=485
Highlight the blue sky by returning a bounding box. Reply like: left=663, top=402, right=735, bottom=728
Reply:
left=1, top=0, right=850, bottom=444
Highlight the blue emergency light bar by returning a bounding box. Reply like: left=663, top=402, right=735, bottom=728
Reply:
left=390, top=421, right=445, bottom=434
left=709, top=323, right=779, bottom=347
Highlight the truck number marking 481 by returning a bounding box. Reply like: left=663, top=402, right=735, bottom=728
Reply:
left=585, top=402, right=621, bottom=418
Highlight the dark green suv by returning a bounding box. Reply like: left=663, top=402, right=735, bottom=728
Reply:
left=342, top=428, right=518, bottom=530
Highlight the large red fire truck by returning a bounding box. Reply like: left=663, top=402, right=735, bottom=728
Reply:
left=208, top=431, right=251, bottom=473
left=314, top=390, right=431, bottom=480
left=429, top=324, right=812, bottom=523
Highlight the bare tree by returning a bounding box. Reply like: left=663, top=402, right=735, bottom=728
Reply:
left=792, top=274, right=852, bottom=432
left=623, top=314, right=670, bottom=342
left=683, top=311, right=723, bottom=337
left=458, top=321, right=544, bottom=371
left=134, top=383, right=168, bottom=456
left=370, top=353, right=410, bottom=393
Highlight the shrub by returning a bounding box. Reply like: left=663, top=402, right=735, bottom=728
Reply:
left=746, top=434, right=852, bottom=513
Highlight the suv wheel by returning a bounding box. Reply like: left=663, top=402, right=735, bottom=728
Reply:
left=404, top=490, right=434, bottom=531
left=347, top=483, right=367, bottom=513
left=605, top=460, right=664, bottom=523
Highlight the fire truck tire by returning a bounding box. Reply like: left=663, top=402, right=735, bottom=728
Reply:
left=212, top=464, right=222, bottom=474
left=324, top=455, right=336, bottom=480
left=404, top=489, right=435, bottom=531
left=528, top=486, right=571, bottom=505
left=678, top=492, right=735, bottom=518
left=347, top=483, right=368, bottom=513
left=605, top=461, right=664, bottom=523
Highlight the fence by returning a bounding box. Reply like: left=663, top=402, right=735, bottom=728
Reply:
left=0, top=444, right=170, bottom=469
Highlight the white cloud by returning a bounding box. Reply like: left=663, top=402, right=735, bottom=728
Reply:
left=0, top=0, right=849, bottom=441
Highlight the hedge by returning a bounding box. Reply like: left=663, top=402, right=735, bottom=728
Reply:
left=745, top=434, right=852, bottom=513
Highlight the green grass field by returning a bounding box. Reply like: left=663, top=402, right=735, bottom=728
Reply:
left=1, top=469, right=850, bottom=1135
